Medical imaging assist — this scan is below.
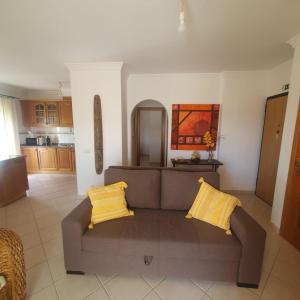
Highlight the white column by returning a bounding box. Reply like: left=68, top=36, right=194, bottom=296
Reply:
left=272, top=34, right=300, bottom=227
left=67, top=62, right=123, bottom=194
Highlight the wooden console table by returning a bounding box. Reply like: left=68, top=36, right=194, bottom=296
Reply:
left=171, top=159, right=223, bottom=172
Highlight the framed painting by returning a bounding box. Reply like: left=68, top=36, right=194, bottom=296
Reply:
left=171, top=104, right=220, bottom=150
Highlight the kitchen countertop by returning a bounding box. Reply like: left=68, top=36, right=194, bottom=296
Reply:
left=20, top=143, right=75, bottom=148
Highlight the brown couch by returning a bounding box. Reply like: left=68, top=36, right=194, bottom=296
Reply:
left=62, top=166, right=266, bottom=288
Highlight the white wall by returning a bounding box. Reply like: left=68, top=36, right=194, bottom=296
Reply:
left=272, top=36, right=300, bottom=227
left=127, top=72, right=268, bottom=191
left=0, top=82, right=25, bottom=99
left=149, top=111, right=162, bottom=162
left=267, top=60, right=292, bottom=96
left=139, top=110, right=151, bottom=155
left=218, top=71, right=268, bottom=191
left=127, top=73, right=221, bottom=165
left=67, top=62, right=123, bottom=194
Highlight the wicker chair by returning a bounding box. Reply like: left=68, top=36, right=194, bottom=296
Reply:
left=0, top=229, right=26, bottom=300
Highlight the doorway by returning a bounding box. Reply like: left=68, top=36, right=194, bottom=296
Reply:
left=132, top=100, right=167, bottom=167
left=280, top=99, right=300, bottom=251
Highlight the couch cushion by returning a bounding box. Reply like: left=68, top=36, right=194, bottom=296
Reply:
left=161, top=170, right=220, bottom=210
left=104, top=168, right=160, bottom=209
left=82, top=209, right=241, bottom=261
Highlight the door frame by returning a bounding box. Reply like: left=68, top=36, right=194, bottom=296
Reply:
left=280, top=98, right=300, bottom=236
left=255, top=92, right=288, bottom=205
left=134, top=107, right=166, bottom=167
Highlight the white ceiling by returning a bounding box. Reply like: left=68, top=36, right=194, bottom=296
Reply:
left=0, top=0, right=300, bottom=90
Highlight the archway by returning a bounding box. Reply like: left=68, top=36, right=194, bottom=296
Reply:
left=131, top=100, right=168, bottom=167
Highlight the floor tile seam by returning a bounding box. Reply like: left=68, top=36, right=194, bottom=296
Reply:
left=99, top=273, right=119, bottom=286
left=97, top=275, right=113, bottom=300
left=141, top=275, right=165, bottom=289
left=140, top=285, right=159, bottom=300
left=28, top=194, right=59, bottom=298
left=190, top=278, right=211, bottom=294
left=98, top=275, right=113, bottom=300
left=29, top=182, right=59, bottom=299
left=258, top=243, right=283, bottom=299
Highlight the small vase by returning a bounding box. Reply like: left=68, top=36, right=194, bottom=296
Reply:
left=207, top=150, right=214, bottom=162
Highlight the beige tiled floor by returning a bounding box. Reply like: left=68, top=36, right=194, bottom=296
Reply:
left=1, top=174, right=300, bottom=300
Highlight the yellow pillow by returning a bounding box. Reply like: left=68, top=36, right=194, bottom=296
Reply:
left=186, top=177, right=241, bottom=235
left=87, top=181, right=134, bottom=229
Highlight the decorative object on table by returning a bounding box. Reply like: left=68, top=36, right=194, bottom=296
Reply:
left=171, top=104, right=220, bottom=150
left=203, top=130, right=217, bottom=161
left=94, top=95, right=103, bottom=174
left=0, top=228, right=26, bottom=300
left=191, top=151, right=200, bottom=161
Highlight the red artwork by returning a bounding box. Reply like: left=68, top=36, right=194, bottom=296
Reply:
left=171, top=104, right=220, bottom=150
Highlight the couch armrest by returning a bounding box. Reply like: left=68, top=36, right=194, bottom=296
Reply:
left=230, top=207, right=266, bottom=287
left=61, top=198, right=92, bottom=272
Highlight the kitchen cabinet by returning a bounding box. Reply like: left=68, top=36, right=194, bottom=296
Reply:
left=21, top=147, right=39, bottom=172
left=21, top=99, right=73, bottom=127
left=21, top=146, right=76, bottom=173
left=38, top=148, right=58, bottom=171
left=0, top=156, right=29, bottom=207
left=21, top=101, right=38, bottom=127
left=57, top=148, right=73, bottom=172
left=59, top=101, right=73, bottom=127
left=46, top=102, right=59, bottom=126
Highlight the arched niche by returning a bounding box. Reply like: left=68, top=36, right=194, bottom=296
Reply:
left=131, top=100, right=168, bottom=166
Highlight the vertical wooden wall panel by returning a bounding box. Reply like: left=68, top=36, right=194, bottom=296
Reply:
left=94, top=95, right=103, bottom=174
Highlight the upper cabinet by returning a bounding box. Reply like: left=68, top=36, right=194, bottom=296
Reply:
left=59, top=101, right=73, bottom=127
left=46, top=102, right=60, bottom=126
left=21, top=99, right=73, bottom=127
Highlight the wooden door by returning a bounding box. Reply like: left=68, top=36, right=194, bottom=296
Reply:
left=59, top=101, right=73, bottom=127
left=38, top=148, right=58, bottom=171
left=281, top=100, right=300, bottom=250
left=46, top=102, right=59, bottom=126
left=21, top=147, right=39, bottom=173
left=57, top=148, right=72, bottom=172
left=256, top=94, right=288, bottom=205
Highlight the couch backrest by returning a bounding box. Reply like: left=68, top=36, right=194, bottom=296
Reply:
left=105, top=166, right=220, bottom=211
left=160, top=169, right=220, bottom=210
left=104, top=167, right=161, bottom=209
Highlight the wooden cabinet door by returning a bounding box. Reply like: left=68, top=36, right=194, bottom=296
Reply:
left=59, top=101, right=73, bottom=127
left=38, top=148, right=58, bottom=171
left=33, top=102, right=47, bottom=126
left=71, top=149, right=76, bottom=173
left=57, top=148, right=72, bottom=171
left=21, top=147, right=39, bottom=172
left=46, top=102, right=59, bottom=126
left=21, top=101, right=36, bottom=127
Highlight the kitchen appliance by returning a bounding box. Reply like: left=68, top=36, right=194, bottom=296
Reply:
left=25, top=137, right=38, bottom=146
left=46, top=136, right=51, bottom=146
left=37, top=136, right=46, bottom=146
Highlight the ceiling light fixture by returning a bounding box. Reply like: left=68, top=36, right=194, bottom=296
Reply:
left=178, top=0, right=186, bottom=33
left=58, top=81, right=63, bottom=98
